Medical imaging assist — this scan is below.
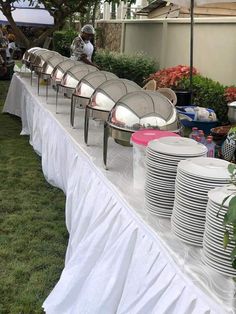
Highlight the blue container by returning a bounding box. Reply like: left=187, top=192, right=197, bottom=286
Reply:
left=177, top=106, right=218, bottom=134
left=189, top=120, right=218, bottom=135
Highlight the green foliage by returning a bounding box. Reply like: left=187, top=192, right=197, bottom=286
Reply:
left=220, top=164, right=236, bottom=269
left=53, top=29, right=77, bottom=57
left=179, top=75, right=227, bottom=124
left=94, top=49, right=159, bottom=86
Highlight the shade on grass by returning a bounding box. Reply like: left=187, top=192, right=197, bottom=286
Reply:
left=0, top=80, right=68, bottom=314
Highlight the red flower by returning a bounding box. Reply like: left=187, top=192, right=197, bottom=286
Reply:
left=147, top=65, right=198, bottom=89
left=224, top=86, right=236, bottom=103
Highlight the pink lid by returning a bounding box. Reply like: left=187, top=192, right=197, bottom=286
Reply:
left=131, top=129, right=180, bottom=147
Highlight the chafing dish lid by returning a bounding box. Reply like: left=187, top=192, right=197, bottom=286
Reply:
left=89, top=79, right=141, bottom=111
left=75, top=71, right=117, bottom=97
left=61, top=64, right=98, bottom=88
left=108, top=90, right=178, bottom=131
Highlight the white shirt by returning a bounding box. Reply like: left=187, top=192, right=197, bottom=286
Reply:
left=6, top=41, right=16, bottom=58
left=70, top=35, right=94, bottom=62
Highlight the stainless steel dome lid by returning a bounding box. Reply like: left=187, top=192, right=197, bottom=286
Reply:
left=107, top=90, right=179, bottom=132
left=34, top=51, right=60, bottom=68
left=60, top=64, right=97, bottom=88
left=28, top=48, right=48, bottom=64
left=22, top=47, right=41, bottom=62
left=51, top=59, right=79, bottom=82
left=75, top=71, right=117, bottom=98
left=89, top=79, right=141, bottom=112
left=42, top=55, right=66, bottom=75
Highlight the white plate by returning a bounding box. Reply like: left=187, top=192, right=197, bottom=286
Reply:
left=178, top=157, right=230, bottom=180
left=175, top=185, right=208, bottom=204
left=172, top=210, right=205, bottom=228
left=173, top=206, right=205, bottom=225
left=201, top=253, right=236, bottom=277
left=171, top=224, right=203, bottom=246
left=177, top=170, right=228, bottom=186
left=148, top=137, right=207, bottom=156
left=175, top=192, right=207, bottom=210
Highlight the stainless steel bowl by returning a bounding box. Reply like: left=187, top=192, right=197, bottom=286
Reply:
left=103, top=90, right=182, bottom=168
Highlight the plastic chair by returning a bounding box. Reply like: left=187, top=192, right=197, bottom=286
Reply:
left=157, top=87, right=177, bottom=106
left=142, top=79, right=157, bottom=91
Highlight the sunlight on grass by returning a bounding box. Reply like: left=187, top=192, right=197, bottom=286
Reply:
left=0, top=78, right=68, bottom=313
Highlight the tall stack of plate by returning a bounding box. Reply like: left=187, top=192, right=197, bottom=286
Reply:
left=145, top=137, right=207, bottom=217
left=203, top=185, right=236, bottom=276
left=171, top=158, right=230, bottom=246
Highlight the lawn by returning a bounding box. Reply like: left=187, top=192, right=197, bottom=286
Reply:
left=0, top=78, right=68, bottom=314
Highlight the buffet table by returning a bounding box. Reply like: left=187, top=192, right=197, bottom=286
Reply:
left=3, top=73, right=236, bottom=314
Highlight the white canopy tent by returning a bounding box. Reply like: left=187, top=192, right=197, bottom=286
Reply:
left=0, top=0, right=54, bottom=27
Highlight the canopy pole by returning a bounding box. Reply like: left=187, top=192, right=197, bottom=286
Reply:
left=190, top=0, right=194, bottom=105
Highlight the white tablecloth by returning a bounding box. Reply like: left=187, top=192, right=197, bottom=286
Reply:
left=3, top=73, right=236, bottom=314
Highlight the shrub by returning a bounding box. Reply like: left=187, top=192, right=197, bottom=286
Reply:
left=94, top=50, right=158, bottom=86
left=53, top=29, right=77, bottom=57
left=147, top=65, right=198, bottom=88
left=180, top=75, right=227, bottom=124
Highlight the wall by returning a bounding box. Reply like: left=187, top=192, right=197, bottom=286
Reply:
left=96, top=18, right=236, bottom=86
left=96, top=21, right=122, bottom=52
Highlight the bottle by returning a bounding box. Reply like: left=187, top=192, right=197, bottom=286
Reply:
left=198, top=130, right=205, bottom=144
left=189, top=127, right=198, bottom=139
left=205, top=138, right=215, bottom=157
left=195, top=136, right=201, bottom=143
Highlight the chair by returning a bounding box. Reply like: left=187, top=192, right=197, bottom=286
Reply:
left=142, top=79, right=157, bottom=91
left=157, top=87, right=177, bottom=106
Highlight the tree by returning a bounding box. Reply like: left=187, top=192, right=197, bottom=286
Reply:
left=0, top=0, right=97, bottom=48
left=0, top=0, right=137, bottom=49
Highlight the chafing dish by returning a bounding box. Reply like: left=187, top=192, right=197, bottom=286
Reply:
left=32, top=51, right=61, bottom=93
left=37, top=54, right=66, bottom=98
left=103, top=90, right=183, bottom=168
left=70, top=71, right=117, bottom=127
left=84, top=78, right=141, bottom=144
left=28, top=49, right=49, bottom=84
left=56, top=64, right=98, bottom=113
left=51, top=59, right=78, bottom=90
left=22, top=47, right=41, bottom=67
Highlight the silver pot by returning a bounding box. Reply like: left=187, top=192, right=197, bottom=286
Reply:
left=228, top=102, right=236, bottom=124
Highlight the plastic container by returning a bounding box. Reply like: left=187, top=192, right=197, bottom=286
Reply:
left=205, top=138, right=216, bottom=157
left=130, top=130, right=180, bottom=191
left=177, top=106, right=217, bottom=132
left=189, top=127, right=198, bottom=139
left=198, top=130, right=206, bottom=144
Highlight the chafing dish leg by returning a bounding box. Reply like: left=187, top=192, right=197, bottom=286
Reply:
left=84, top=106, right=90, bottom=145
left=46, top=79, right=49, bottom=102
left=103, top=122, right=109, bottom=170
left=56, top=85, right=59, bottom=113
left=70, top=96, right=75, bottom=128
left=37, top=73, right=41, bottom=95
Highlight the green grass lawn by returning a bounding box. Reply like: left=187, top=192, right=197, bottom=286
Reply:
left=0, top=79, right=68, bottom=314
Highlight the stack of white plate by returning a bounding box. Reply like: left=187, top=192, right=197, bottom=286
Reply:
left=203, top=185, right=236, bottom=276
left=171, top=158, right=230, bottom=246
left=145, top=137, right=207, bottom=218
